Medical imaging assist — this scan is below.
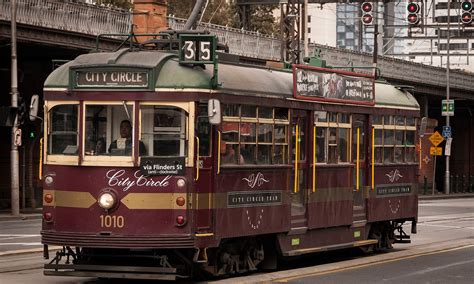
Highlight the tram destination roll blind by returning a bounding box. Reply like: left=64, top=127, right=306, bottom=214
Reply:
left=293, top=65, right=374, bottom=105
left=74, top=69, right=150, bottom=88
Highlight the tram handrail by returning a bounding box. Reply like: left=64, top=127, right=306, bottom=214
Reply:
left=39, top=137, right=43, bottom=180
left=371, top=127, right=375, bottom=191
left=217, top=131, right=221, bottom=175
left=312, top=125, right=316, bottom=193
left=356, top=128, right=360, bottom=192
left=195, top=137, right=199, bottom=181
left=293, top=124, right=299, bottom=194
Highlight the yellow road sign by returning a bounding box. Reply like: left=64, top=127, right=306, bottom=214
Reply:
left=430, top=146, right=442, bottom=156
left=429, top=131, right=444, bottom=147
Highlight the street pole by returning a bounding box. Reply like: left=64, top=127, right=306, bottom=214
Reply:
left=10, top=0, right=20, bottom=216
left=373, top=1, right=378, bottom=76
left=303, top=0, right=308, bottom=58
left=444, top=0, right=451, bottom=195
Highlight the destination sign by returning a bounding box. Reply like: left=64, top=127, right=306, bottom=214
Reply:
left=376, top=184, right=412, bottom=196
left=75, top=70, right=149, bottom=88
left=293, top=65, right=374, bottom=105
left=140, top=157, right=185, bottom=176
left=227, top=191, right=282, bottom=208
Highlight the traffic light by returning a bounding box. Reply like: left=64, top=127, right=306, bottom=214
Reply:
left=406, top=1, right=421, bottom=25
left=461, top=1, right=472, bottom=25
left=361, top=2, right=373, bottom=25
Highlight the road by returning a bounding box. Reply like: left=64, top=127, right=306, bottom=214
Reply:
left=0, top=218, right=41, bottom=253
left=0, top=198, right=472, bottom=283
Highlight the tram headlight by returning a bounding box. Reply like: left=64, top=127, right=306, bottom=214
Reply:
left=98, top=192, right=116, bottom=210
left=44, top=176, right=54, bottom=186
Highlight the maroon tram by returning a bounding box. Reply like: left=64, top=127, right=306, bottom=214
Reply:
left=38, top=33, right=420, bottom=280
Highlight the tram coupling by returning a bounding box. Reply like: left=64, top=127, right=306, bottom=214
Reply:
left=393, top=222, right=412, bottom=244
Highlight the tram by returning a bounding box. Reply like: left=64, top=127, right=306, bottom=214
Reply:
left=37, top=33, right=420, bottom=279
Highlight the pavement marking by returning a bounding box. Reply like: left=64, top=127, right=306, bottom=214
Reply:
left=418, top=223, right=474, bottom=229
left=0, top=234, right=41, bottom=241
left=382, top=259, right=474, bottom=281
left=0, top=243, right=42, bottom=246
left=0, top=234, right=41, bottom=237
left=0, top=246, right=61, bottom=257
left=274, top=245, right=474, bottom=282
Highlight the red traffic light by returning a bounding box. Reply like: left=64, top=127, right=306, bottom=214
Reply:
left=461, top=12, right=472, bottom=24
left=407, top=13, right=420, bottom=25
left=361, top=2, right=373, bottom=13
left=362, top=14, right=374, bottom=25
left=407, top=2, right=420, bottom=13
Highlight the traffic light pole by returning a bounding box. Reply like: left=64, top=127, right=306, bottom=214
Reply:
left=444, top=0, right=451, bottom=195
left=10, top=0, right=20, bottom=216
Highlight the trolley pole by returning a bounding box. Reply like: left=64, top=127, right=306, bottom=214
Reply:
left=10, top=0, right=20, bottom=216
left=444, top=0, right=451, bottom=195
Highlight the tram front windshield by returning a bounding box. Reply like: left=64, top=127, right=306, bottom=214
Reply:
left=47, top=103, right=188, bottom=159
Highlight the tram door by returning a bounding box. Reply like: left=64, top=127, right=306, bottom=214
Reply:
left=195, top=103, right=214, bottom=233
left=352, top=114, right=368, bottom=222
left=290, top=111, right=308, bottom=227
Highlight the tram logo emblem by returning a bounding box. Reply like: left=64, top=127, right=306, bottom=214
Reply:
left=242, top=172, right=270, bottom=188
left=106, top=169, right=171, bottom=191
left=386, top=169, right=403, bottom=183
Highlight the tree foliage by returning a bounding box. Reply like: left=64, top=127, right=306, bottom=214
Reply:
left=168, top=0, right=278, bottom=35
left=94, top=0, right=132, bottom=9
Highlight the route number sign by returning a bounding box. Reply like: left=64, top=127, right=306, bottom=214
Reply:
left=429, top=131, right=444, bottom=147
left=179, top=35, right=216, bottom=64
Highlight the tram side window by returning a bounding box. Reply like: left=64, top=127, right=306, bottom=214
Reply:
left=315, top=112, right=350, bottom=164
left=221, top=104, right=289, bottom=165
left=197, top=103, right=211, bottom=157
left=84, top=104, right=135, bottom=156
left=141, top=106, right=187, bottom=157
left=48, top=105, right=78, bottom=155
left=373, top=115, right=417, bottom=164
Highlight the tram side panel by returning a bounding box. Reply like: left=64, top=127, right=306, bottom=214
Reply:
left=214, top=168, right=291, bottom=238
left=366, top=164, right=418, bottom=222
left=306, top=165, right=353, bottom=229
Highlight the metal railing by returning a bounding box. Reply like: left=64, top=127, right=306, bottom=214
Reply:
left=168, top=17, right=282, bottom=61
left=0, top=0, right=131, bottom=35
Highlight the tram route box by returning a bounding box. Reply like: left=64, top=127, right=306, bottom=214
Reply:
left=140, top=157, right=185, bottom=176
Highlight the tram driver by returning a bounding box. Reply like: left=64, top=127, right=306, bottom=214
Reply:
left=109, top=120, right=146, bottom=155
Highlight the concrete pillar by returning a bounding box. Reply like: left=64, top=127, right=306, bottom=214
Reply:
left=133, top=0, right=168, bottom=42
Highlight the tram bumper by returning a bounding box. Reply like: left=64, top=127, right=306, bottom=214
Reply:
left=44, top=263, right=179, bottom=280
left=43, top=245, right=187, bottom=280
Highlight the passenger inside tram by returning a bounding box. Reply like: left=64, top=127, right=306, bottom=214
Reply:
left=94, top=137, right=106, bottom=155
left=109, top=120, right=146, bottom=155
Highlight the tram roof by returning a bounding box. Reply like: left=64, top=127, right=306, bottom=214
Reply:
left=44, top=49, right=419, bottom=110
